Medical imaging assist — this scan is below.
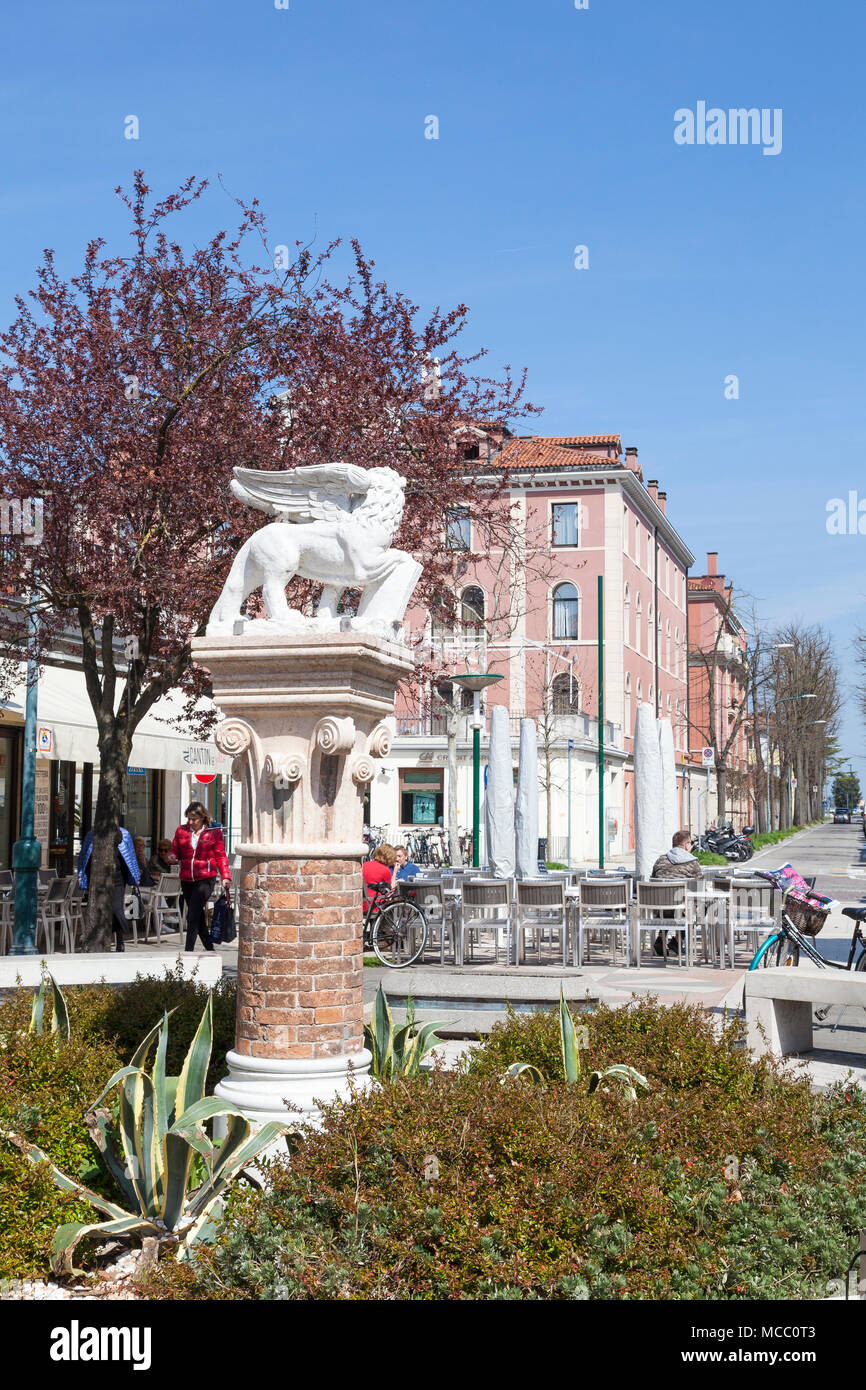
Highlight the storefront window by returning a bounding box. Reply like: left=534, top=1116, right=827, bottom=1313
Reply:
left=399, top=769, right=444, bottom=825
left=0, top=732, right=17, bottom=871
left=49, top=761, right=73, bottom=873
left=123, top=768, right=162, bottom=855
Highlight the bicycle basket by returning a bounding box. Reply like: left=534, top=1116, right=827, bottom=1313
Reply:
left=785, top=894, right=829, bottom=937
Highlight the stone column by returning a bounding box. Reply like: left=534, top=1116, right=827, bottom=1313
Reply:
left=190, top=631, right=412, bottom=1125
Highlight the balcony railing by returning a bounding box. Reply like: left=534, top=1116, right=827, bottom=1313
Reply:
left=395, top=711, right=622, bottom=749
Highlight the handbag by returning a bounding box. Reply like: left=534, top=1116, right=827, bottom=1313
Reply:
left=222, top=899, right=237, bottom=944
left=210, top=893, right=226, bottom=945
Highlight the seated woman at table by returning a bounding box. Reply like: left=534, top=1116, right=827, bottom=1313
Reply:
left=363, top=844, right=396, bottom=904
left=133, top=836, right=154, bottom=888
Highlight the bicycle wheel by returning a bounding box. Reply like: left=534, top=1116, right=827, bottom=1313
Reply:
left=776, top=938, right=800, bottom=967
left=753, top=933, right=798, bottom=968
left=372, top=899, right=427, bottom=968
left=855, top=946, right=866, bottom=972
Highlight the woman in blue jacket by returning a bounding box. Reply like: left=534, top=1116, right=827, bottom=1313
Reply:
left=77, top=826, right=140, bottom=952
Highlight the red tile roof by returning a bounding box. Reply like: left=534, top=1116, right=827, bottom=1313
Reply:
left=494, top=438, right=624, bottom=473
left=541, top=435, right=621, bottom=448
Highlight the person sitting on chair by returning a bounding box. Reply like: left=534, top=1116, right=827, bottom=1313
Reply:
left=393, top=846, right=419, bottom=881
left=652, top=830, right=701, bottom=881
left=651, top=829, right=700, bottom=955
left=362, top=844, right=396, bottom=903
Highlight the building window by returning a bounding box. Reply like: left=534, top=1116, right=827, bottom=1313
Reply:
left=445, top=508, right=470, bottom=550
left=648, top=683, right=654, bottom=707
left=623, top=584, right=631, bottom=647
left=625, top=674, right=632, bottom=735
left=551, top=502, right=579, bottom=547
left=637, top=678, right=643, bottom=703
left=666, top=620, right=671, bottom=671
left=399, top=768, right=444, bottom=825
left=552, top=582, right=579, bottom=640
left=551, top=672, right=580, bottom=714
left=635, top=594, right=643, bottom=654
left=460, top=586, right=485, bottom=628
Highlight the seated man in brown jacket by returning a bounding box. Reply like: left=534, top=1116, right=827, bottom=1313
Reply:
left=651, top=829, right=701, bottom=954
left=652, top=829, right=701, bottom=881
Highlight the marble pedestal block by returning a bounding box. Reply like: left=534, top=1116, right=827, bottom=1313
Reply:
left=191, top=631, right=413, bottom=1124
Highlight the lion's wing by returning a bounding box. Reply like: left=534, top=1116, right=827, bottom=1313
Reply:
left=230, top=463, right=371, bottom=521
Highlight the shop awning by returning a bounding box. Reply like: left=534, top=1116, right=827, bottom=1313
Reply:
left=11, top=664, right=232, bottom=774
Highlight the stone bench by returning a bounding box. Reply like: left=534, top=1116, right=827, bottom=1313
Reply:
left=744, top=966, right=866, bottom=1057
left=0, top=952, right=222, bottom=991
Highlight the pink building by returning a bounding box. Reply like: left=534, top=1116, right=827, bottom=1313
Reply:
left=687, top=553, right=752, bottom=829
left=375, top=433, right=695, bottom=862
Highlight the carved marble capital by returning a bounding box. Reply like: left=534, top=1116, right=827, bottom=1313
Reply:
left=264, top=752, right=305, bottom=790
left=313, top=715, right=356, bottom=756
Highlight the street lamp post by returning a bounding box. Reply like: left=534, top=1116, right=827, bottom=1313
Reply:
left=11, top=598, right=41, bottom=955
left=452, top=671, right=503, bottom=869
left=567, top=738, right=573, bottom=868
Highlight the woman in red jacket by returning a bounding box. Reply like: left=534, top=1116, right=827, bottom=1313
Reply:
left=172, top=802, right=232, bottom=952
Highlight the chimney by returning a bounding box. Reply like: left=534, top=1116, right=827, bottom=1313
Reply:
left=707, top=552, right=718, bottom=576
left=624, top=445, right=642, bottom=480
left=647, top=479, right=658, bottom=502
left=657, top=490, right=667, bottom=515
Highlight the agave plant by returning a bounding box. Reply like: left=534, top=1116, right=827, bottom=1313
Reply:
left=501, top=988, right=649, bottom=1101
left=364, top=984, right=450, bottom=1080
left=587, top=1065, right=649, bottom=1102
left=29, top=971, right=70, bottom=1043
left=4, top=996, right=292, bottom=1273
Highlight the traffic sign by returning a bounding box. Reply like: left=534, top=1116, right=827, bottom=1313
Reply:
left=701, top=747, right=714, bottom=766
left=195, top=773, right=216, bottom=785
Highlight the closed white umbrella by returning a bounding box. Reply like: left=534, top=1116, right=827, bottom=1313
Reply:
left=515, top=718, right=539, bottom=878
left=634, top=702, right=665, bottom=879
left=657, top=718, right=677, bottom=851
left=484, top=705, right=516, bottom=878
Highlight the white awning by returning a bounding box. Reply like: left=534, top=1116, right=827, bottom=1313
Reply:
left=10, top=664, right=232, bottom=774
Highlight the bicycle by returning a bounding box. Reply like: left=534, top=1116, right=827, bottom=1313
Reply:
left=363, top=879, right=428, bottom=968
left=748, top=866, right=866, bottom=977
left=363, top=824, right=389, bottom=861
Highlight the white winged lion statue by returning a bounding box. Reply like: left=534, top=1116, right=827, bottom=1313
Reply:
left=207, top=463, right=422, bottom=638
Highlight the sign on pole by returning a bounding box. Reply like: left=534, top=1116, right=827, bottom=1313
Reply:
left=701, top=747, right=714, bottom=766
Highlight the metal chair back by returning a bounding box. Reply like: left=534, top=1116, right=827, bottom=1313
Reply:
left=458, top=878, right=512, bottom=965
left=514, top=879, right=568, bottom=966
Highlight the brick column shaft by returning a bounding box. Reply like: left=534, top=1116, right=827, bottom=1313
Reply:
left=235, top=857, right=364, bottom=1060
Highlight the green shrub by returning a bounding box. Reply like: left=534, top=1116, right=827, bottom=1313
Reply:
left=0, top=969, right=238, bottom=1282
left=0, top=1029, right=124, bottom=1281
left=51, top=967, right=237, bottom=1095
left=144, top=1000, right=866, bottom=1301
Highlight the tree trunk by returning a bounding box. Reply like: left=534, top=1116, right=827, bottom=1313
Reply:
left=544, top=742, right=553, bottom=855
left=793, top=748, right=806, bottom=826
left=82, top=733, right=129, bottom=951
left=780, top=762, right=791, bottom=830
left=716, top=764, right=728, bottom=824
left=446, top=699, right=460, bottom=866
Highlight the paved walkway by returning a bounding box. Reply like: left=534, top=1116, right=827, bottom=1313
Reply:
left=106, top=823, right=866, bottom=1089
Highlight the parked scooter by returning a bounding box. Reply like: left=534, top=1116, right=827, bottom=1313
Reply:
left=700, top=822, right=754, bottom=861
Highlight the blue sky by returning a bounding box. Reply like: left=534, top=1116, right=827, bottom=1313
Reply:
left=2, top=0, right=864, bottom=780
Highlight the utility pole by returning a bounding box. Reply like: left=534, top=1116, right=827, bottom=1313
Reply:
left=11, top=597, right=40, bottom=954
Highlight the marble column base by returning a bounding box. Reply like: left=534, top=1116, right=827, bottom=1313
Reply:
left=214, top=1046, right=373, bottom=1129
